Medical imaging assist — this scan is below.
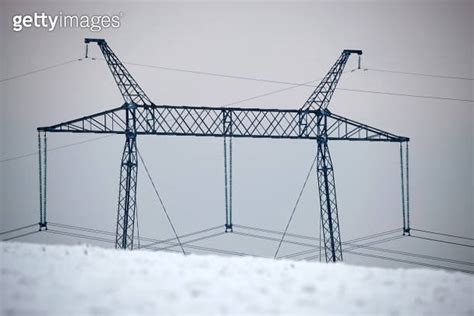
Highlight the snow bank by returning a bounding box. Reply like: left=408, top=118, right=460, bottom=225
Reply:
left=1, top=242, right=473, bottom=315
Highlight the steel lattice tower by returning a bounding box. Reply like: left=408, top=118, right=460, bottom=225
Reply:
left=37, top=39, right=410, bottom=260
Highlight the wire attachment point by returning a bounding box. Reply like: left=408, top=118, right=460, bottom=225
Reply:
left=38, top=222, right=48, bottom=231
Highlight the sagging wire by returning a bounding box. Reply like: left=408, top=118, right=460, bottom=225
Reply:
left=136, top=149, right=186, bottom=255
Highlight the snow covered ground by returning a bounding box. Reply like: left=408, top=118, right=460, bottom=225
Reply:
left=1, top=242, right=473, bottom=315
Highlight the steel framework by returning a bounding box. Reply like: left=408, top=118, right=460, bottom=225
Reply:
left=37, top=39, right=410, bottom=262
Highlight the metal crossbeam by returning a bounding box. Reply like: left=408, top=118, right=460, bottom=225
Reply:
left=38, top=105, right=408, bottom=142
left=37, top=39, right=410, bottom=261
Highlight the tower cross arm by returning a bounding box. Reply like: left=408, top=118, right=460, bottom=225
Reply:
left=85, top=38, right=153, bottom=106
left=326, top=111, right=409, bottom=142
left=37, top=106, right=127, bottom=134
left=301, top=49, right=362, bottom=111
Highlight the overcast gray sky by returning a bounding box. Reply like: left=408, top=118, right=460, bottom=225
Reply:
left=1, top=0, right=473, bottom=269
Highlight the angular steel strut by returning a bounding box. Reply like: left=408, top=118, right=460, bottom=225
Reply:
left=301, top=49, right=362, bottom=262
left=84, top=38, right=151, bottom=249
left=37, top=40, right=410, bottom=257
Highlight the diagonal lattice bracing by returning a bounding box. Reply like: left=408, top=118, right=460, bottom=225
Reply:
left=86, top=39, right=153, bottom=106
left=326, top=112, right=408, bottom=142
left=115, top=132, right=138, bottom=249
left=37, top=39, right=410, bottom=259
left=316, top=138, right=343, bottom=262
left=301, top=49, right=362, bottom=111
left=39, top=105, right=408, bottom=142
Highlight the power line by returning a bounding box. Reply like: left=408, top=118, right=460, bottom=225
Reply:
left=366, top=67, right=473, bottom=81
left=116, top=58, right=473, bottom=103
left=337, top=87, right=473, bottom=103
left=46, top=229, right=115, bottom=244
left=51, top=224, right=227, bottom=255
left=97, top=56, right=474, bottom=83
left=171, top=244, right=252, bottom=257
left=237, top=227, right=472, bottom=273
left=49, top=221, right=221, bottom=244
left=0, top=55, right=470, bottom=110
left=55, top=223, right=458, bottom=270
left=46, top=221, right=474, bottom=265
left=156, top=232, right=226, bottom=252
left=39, top=220, right=474, bottom=267
left=233, top=227, right=400, bottom=253
left=274, top=155, right=317, bottom=258
left=5, top=226, right=470, bottom=274
left=344, top=251, right=473, bottom=275
left=412, top=228, right=474, bottom=241
left=3, top=55, right=472, bottom=267
left=351, top=242, right=474, bottom=267
left=410, top=235, right=474, bottom=248
left=3, top=61, right=471, bottom=165
left=343, top=228, right=401, bottom=244
left=16, top=221, right=472, bottom=274
left=304, top=233, right=474, bottom=268
left=146, top=236, right=253, bottom=257
left=297, top=234, right=473, bottom=273
left=140, top=225, right=222, bottom=249
left=46, top=229, right=184, bottom=253
left=0, top=135, right=114, bottom=164
left=137, top=149, right=186, bottom=255
left=159, top=243, right=248, bottom=256
left=0, top=59, right=82, bottom=83
left=122, top=59, right=313, bottom=86
left=237, top=224, right=400, bottom=244
left=234, top=224, right=319, bottom=242
left=236, top=225, right=405, bottom=262
left=281, top=233, right=403, bottom=260
left=44, top=222, right=252, bottom=257
left=238, top=226, right=473, bottom=273
left=1, top=230, right=41, bottom=241
left=233, top=231, right=316, bottom=248
left=49, top=222, right=116, bottom=236
left=52, top=226, right=225, bottom=255
left=333, top=235, right=473, bottom=267
left=49, top=221, right=222, bottom=251
left=343, top=235, right=406, bottom=253
left=222, top=78, right=319, bottom=107
left=0, top=223, right=37, bottom=235
left=288, top=234, right=404, bottom=261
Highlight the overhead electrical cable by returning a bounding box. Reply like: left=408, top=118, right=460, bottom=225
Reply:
left=411, top=228, right=474, bottom=241
left=410, top=235, right=474, bottom=248
left=365, top=67, right=473, bottom=81
left=0, top=58, right=82, bottom=83
left=274, top=155, right=317, bottom=259
left=113, top=58, right=473, bottom=103
left=1, top=230, right=41, bottom=241
left=0, top=223, right=37, bottom=235
left=344, top=251, right=473, bottom=274
left=0, top=135, right=114, bottom=164
left=137, top=149, right=186, bottom=255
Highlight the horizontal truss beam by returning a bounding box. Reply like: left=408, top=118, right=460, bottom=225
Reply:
left=38, top=104, right=409, bottom=142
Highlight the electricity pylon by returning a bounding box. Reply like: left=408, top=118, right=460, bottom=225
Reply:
left=37, top=39, right=410, bottom=260
left=301, top=50, right=363, bottom=262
